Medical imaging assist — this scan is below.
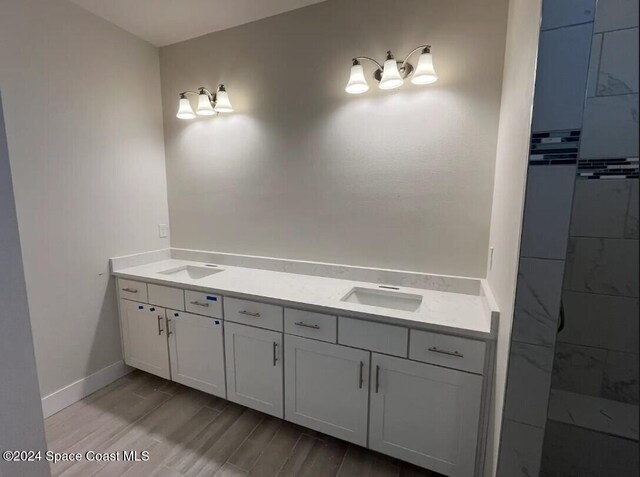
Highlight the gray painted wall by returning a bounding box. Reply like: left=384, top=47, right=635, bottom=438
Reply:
left=0, top=92, right=49, bottom=476
left=0, top=0, right=170, bottom=399
left=160, top=0, right=509, bottom=277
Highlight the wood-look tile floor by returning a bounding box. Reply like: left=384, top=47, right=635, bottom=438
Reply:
left=45, top=370, right=442, bottom=477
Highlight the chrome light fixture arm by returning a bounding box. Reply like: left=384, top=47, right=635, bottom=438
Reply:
left=355, top=50, right=416, bottom=83
left=353, top=56, right=384, bottom=71
left=178, top=90, right=200, bottom=98
left=354, top=54, right=413, bottom=82
left=179, top=86, right=220, bottom=105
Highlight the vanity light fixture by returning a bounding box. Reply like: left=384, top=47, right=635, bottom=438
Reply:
left=176, top=84, right=234, bottom=119
left=345, top=46, right=438, bottom=94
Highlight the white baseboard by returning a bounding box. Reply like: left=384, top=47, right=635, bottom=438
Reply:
left=41, top=360, right=132, bottom=418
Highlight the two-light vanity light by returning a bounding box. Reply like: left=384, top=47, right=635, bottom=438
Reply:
left=176, top=84, right=234, bottom=119
left=345, top=46, right=438, bottom=94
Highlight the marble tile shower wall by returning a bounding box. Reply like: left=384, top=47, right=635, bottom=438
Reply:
left=554, top=0, right=639, bottom=410
left=497, top=1, right=599, bottom=475
left=539, top=1, right=639, bottom=476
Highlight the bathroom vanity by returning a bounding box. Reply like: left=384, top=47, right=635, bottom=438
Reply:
left=111, top=249, right=499, bottom=477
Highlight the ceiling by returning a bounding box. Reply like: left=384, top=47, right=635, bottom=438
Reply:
left=68, top=0, right=327, bottom=47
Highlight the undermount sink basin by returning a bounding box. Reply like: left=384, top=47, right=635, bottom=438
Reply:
left=158, top=265, right=223, bottom=280
left=341, top=286, right=423, bottom=312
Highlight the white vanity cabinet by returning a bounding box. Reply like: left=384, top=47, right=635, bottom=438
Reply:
left=120, top=300, right=170, bottom=379
left=284, top=335, right=370, bottom=446
left=369, top=353, right=483, bottom=477
left=114, top=273, right=492, bottom=477
left=167, top=310, right=226, bottom=398
left=224, top=321, right=284, bottom=418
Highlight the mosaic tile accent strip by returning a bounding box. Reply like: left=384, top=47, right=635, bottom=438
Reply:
left=578, top=157, right=639, bottom=179
left=530, top=130, right=581, bottom=166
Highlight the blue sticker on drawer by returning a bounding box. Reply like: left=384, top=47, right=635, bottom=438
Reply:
left=206, top=296, right=218, bottom=301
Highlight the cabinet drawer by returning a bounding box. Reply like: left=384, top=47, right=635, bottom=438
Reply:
left=225, top=297, right=283, bottom=331
left=338, top=317, right=408, bottom=357
left=284, top=309, right=337, bottom=343
left=148, top=284, right=185, bottom=311
left=185, top=290, right=223, bottom=318
left=409, top=330, right=486, bottom=374
left=118, top=279, right=148, bottom=303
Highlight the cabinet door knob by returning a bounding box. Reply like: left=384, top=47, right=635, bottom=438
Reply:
left=273, top=342, right=278, bottom=366
left=358, top=361, right=364, bottom=389
left=375, top=365, right=380, bottom=393
left=190, top=301, right=209, bottom=307
left=167, top=318, right=173, bottom=336
left=121, top=287, right=138, bottom=293
left=157, top=315, right=164, bottom=335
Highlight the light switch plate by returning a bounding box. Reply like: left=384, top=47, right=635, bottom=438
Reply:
left=158, top=224, right=169, bottom=238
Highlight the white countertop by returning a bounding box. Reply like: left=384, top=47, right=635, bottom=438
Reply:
left=112, top=258, right=497, bottom=339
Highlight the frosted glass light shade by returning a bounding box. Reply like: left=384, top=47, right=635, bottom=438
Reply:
left=196, top=92, right=215, bottom=115
left=176, top=97, right=196, bottom=120
left=379, top=58, right=404, bottom=90
left=214, top=89, right=234, bottom=113
left=345, top=63, right=369, bottom=94
left=411, top=51, right=438, bottom=85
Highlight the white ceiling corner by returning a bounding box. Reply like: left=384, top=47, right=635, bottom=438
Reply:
left=68, top=0, right=327, bottom=47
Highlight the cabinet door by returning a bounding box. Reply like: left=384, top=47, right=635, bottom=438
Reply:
left=168, top=310, right=226, bottom=398
left=369, top=354, right=483, bottom=477
left=120, top=300, right=170, bottom=379
left=224, top=321, right=283, bottom=418
left=284, top=335, right=369, bottom=446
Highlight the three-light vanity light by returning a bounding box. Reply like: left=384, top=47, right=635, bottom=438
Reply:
left=345, top=46, right=438, bottom=94
left=176, top=84, right=234, bottom=119
left=175, top=47, right=435, bottom=116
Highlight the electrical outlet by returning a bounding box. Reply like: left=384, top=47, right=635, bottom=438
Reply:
left=158, top=224, right=169, bottom=238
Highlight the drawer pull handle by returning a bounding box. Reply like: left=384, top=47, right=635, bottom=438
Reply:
left=122, top=287, right=138, bottom=293
left=157, top=315, right=164, bottom=335
left=190, top=300, right=210, bottom=308
left=239, top=310, right=261, bottom=318
left=359, top=361, right=364, bottom=389
left=428, top=346, right=464, bottom=358
left=273, top=342, right=278, bottom=366
left=294, top=321, right=320, bottom=330
left=375, top=365, right=380, bottom=393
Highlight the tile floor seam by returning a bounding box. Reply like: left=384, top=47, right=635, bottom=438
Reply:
left=333, top=443, right=350, bottom=477
left=272, top=431, right=304, bottom=476
left=226, top=414, right=267, bottom=471
left=241, top=421, right=285, bottom=473
left=62, top=390, right=174, bottom=475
